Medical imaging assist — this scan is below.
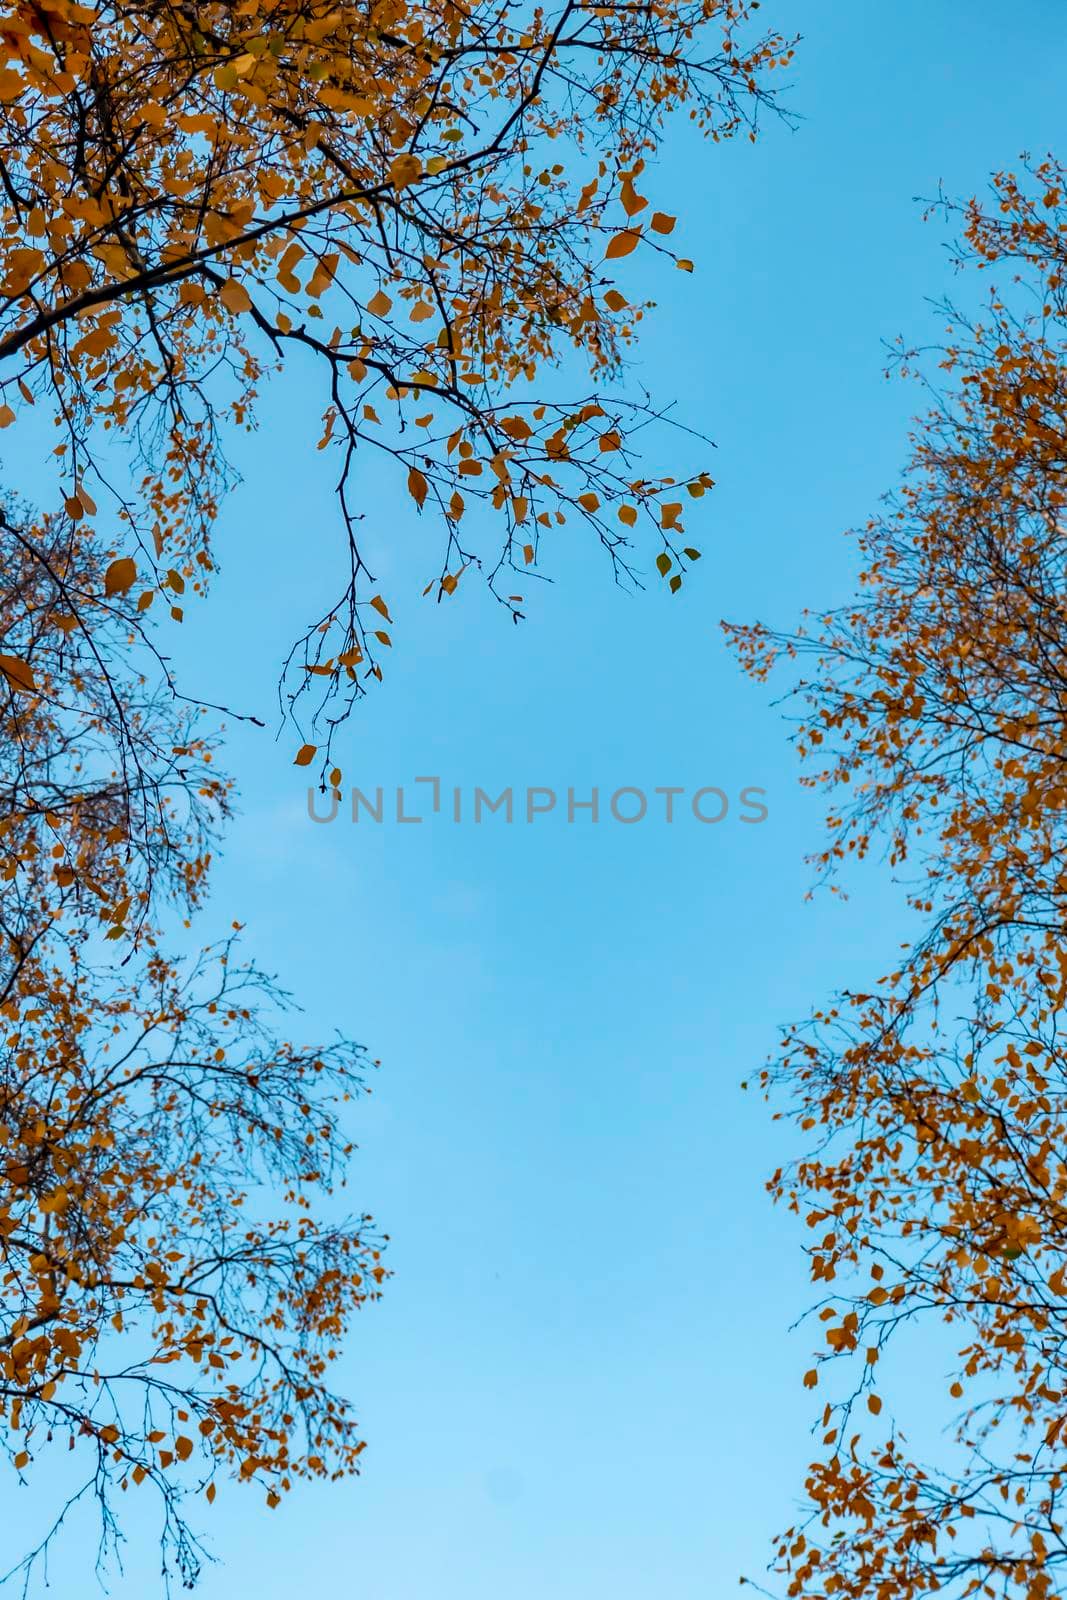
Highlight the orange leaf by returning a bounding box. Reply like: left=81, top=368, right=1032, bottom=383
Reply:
left=0, top=654, right=36, bottom=693
left=294, top=744, right=317, bottom=766
left=651, top=212, right=676, bottom=235
left=605, top=230, right=641, bottom=261
left=389, top=152, right=423, bottom=190
left=104, top=557, right=137, bottom=596
left=408, top=467, right=428, bottom=510
left=219, top=278, right=252, bottom=314
left=620, top=179, right=648, bottom=217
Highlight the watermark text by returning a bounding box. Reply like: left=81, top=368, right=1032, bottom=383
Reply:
left=307, top=780, right=769, bottom=827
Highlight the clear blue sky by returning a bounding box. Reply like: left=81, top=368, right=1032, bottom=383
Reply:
left=13, top=2, right=1067, bottom=1594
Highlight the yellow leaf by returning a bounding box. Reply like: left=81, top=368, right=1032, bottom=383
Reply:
left=605, top=230, right=641, bottom=260
left=219, top=278, right=252, bottom=314
left=0, top=654, right=36, bottom=693
left=5, top=246, right=44, bottom=290
left=389, top=152, right=423, bottom=190
left=620, top=179, right=648, bottom=217
left=104, top=557, right=137, bottom=596
left=0, top=404, right=14, bottom=428
left=408, top=467, right=428, bottom=509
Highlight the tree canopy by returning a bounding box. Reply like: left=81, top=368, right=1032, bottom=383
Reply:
left=729, top=159, right=1067, bottom=1600
left=0, top=0, right=791, bottom=1585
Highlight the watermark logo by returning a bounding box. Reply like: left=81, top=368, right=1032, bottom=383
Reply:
left=307, top=777, right=769, bottom=826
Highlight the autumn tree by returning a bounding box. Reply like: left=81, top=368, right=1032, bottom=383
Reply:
left=0, top=0, right=793, bottom=769
left=1, top=506, right=386, bottom=1588
left=0, top=0, right=793, bottom=1585
left=729, top=158, right=1067, bottom=1600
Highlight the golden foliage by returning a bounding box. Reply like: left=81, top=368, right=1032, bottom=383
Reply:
left=0, top=0, right=791, bottom=1582
left=729, top=160, right=1067, bottom=1600
left=1, top=512, right=383, bottom=1585
left=0, top=0, right=792, bottom=765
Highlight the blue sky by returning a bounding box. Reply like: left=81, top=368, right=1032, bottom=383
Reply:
left=11, top=1, right=1067, bottom=1594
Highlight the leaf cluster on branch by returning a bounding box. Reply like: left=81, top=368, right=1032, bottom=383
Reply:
left=0, top=0, right=792, bottom=774
left=0, top=0, right=791, bottom=1585
left=728, top=158, right=1067, bottom=1600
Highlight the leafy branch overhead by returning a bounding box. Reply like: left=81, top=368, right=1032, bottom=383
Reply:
left=728, top=159, right=1067, bottom=1600
left=0, top=0, right=791, bottom=1587
left=0, top=0, right=792, bottom=773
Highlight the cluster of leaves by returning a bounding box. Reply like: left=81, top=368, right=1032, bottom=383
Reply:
left=0, top=0, right=793, bottom=776
left=727, top=159, right=1067, bottom=1600
left=0, top=509, right=384, bottom=1589
left=0, top=0, right=791, bottom=1587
